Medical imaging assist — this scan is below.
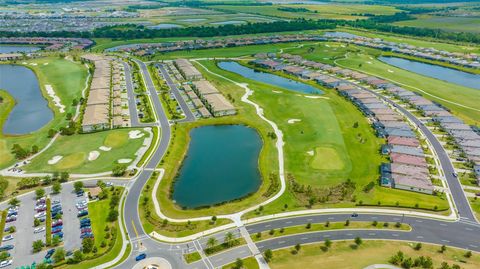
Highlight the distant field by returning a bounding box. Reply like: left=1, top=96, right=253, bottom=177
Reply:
left=395, top=15, right=480, bottom=33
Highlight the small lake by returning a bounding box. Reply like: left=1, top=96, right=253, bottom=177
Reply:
left=172, top=125, right=262, bottom=208
left=148, top=23, right=183, bottom=29
left=210, top=20, right=246, bottom=25
left=0, top=65, right=53, bottom=135
left=379, top=56, right=480, bottom=90
left=218, top=61, right=324, bottom=94
left=0, top=45, right=41, bottom=53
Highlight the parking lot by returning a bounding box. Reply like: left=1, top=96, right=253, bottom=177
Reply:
left=0, top=182, right=94, bottom=267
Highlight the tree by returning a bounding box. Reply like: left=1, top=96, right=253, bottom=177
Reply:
left=82, top=238, right=94, bottom=253
left=324, top=239, right=332, bottom=249
left=294, top=243, right=301, bottom=252
left=34, top=218, right=41, bottom=227
left=439, top=262, right=451, bottom=269
left=32, top=240, right=44, bottom=253
left=211, top=216, right=217, bottom=223
left=224, top=232, right=234, bottom=246
left=440, top=245, right=447, bottom=253
left=35, top=188, right=45, bottom=199
left=48, top=129, right=56, bottom=138
left=53, top=247, right=66, bottom=263
left=60, top=172, right=70, bottom=183
left=401, top=257, right=413, bottom=269
left=207, top=237, right=217, bottom=248
left=264, top=249, right=273, bottom=262
left=234, top=258, right=244, bottom=269
left=354, top=237, right=362, bottom=246
left=108, top=209, right=119, bottom=222
left=345, top=219, right=350, bottom=226
left=465, top=250, right=472, bottom=258
left=72, top=250, right=83, bottom=263
left=8, top=197, right=20, bottom=207
left=112, top=164, right=127, bottom=177
left=52, top=182, right=62, bottom=194
left=74, top=181, right=84, bottom=192
left=414, top=242, right=422, bottom=250
left=306, top=222, right=311, bottom=229
left=110, top=195, right=120, bottom=209
left=36, top=263, right=50, bottom=269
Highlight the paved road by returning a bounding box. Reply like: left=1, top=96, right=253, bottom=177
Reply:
left=156, top=63, right=196, bottom=122
left=122, top=61, right=143, bottom=127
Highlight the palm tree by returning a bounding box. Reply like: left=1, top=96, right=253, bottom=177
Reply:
left=207, top=237, right=218, bottom=248
left=224, top=232, right=234, bottom=246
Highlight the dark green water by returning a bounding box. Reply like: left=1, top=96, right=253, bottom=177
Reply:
left=172, top=125, right=262, bottom=208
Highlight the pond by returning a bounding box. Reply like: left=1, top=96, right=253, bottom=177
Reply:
left=210, top=20, right=246, bottom=25
left=172, top=125, right=262, bottom=208
left=218, top=61, right=324, bottom=94
left=379, top=56, right=480, bottom=90
left=0, top=45, right=41, bottom=53
left=148, top=23, right=183, bottom=29
left=0, top=64, right=53, bottom=135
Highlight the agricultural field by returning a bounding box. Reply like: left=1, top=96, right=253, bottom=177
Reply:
left=22, top=128, right=150, bottom=174
left=0, top=57, right=88, bottom=169
left=394, top=15, right=480, bottom=34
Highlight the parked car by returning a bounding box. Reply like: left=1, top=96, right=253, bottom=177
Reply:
left=0, top=259, right=12, bottom=268
left=35, top=212, right=46, bottom=219
left=351, top=213, right=359, bottom=217
left=6, top=212, right=17, bottom=217
left=3, top=226, right=14, bottom=233
left=5, top=217, right=16, bottom=223
left=81, top=228, right=92, bottom=234
left=80, top=233, right=93, bottom=239
left=77, top=210, right=88, bottom=218
left=34, top=227, right=46, bottom=234
left=38, top=216, right=46, bottom=222
left=80, top=218, right=91, bottom=224
left=80, top=223, right=91, bottom=229
left=2, top=235, right=13, bottom=242
left=52, top=211, right=63, bottom=218
left=35, top=204, right=46, bottom=210
left=52, top=200, right=61, bottom=205
left=52, top=226, right=63, bottom=234
left=0, top=245, right=13, bottom=251
left=52, top=220, right=63, bottom=227
left=7, top=206, right=18, bottom=212
left=53, top=232, right=64, bottom=239
left=45, top=249, right=55, bottom=259
left=135, top=253, right=146, bottom=261
left=76, top=190, right=84, bottom=197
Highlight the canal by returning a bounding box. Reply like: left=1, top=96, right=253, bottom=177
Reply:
left=172, top=125, right=262, bottom=208
left=0, top=64, right=53, bottom=135
left=218, top=61, right=324, bottom=94
left=379, top=56, right=480, bottom=90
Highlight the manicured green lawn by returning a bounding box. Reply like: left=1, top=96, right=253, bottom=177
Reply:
left=268, top=240, right=480, bottom=269
left=0, top=57, right=88, bottom=169
left=470, top=197, right=480, bottom=221
left=23, top=128, right=148, bottom=173
left=0, top=90, right=15, bottom=165
left=223, top=257, right=259, bottom=269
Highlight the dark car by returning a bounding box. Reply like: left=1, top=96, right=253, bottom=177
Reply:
left=80, top=223, right=91, bottom=229
left=81, top=228, right=92, bottom=234
left=135, top=253, right=146, bottom=261
left=52, top=226, right=63, bottom=234
left=0, top=245, right=13, bottom=251
left=53, top=232, right=64, bottom=238
left=45, top=249, right=55, bottom=259
left=80, top=233, right=94, bottom=239
left=77, top=210, right=88, bottom=218
left=80, top=218, right=91, bottom=224
left=351, top=213, right=359, bottom=217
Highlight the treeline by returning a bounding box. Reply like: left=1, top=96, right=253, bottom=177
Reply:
left=277, top=7, right=311, bottom=13
left=0, top=19, right=337, bottom=39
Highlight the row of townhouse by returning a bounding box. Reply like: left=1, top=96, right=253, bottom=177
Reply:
left=168, top=60, right=236, bottom=118
left=254, top=54, right=434, bottom=194
left=385, top=86, right=480, bottom=185
left=0, top=37, right=93, bottom=50
left=81, top=54, right=130, bottom=132
left=324, top=34, right=480, bottom=69
left=107, top=34, right=326, bottom=56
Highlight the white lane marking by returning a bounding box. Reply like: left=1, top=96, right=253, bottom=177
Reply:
left=466, top=228, right=473, bottom=231
left=469, top=245, right=478, bottom=248
left=301, top=237, right=308, bottom=240
left=392, top=234, right=399, bottom=237
left=265, top=225, right=271, bottom=228
left=328, top=217, right=334, bottom=220
left=324, top=235, right=331, bottom=238
left=368, top=233, right=376, bottom=236
left=442, top=240, right=450, bottom=243
left=286, top=221, right=292, bottom=224
left=416, top=220, right=423, bottom=223
left=417, top=236, right=424, bottom=239
left=307, top=218, right=313, bottom=221
left=440, top=223, right=447, bottom=226
left=279, top=241, right=285, bottom=244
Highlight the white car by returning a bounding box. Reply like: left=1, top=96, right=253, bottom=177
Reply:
left=34, top=227, right=46, bottom=234
left=34, top=212, right=46, bottom=219
left=0, top=259, right=12, bottom=268
left=2, top=235, right=13, bottom=242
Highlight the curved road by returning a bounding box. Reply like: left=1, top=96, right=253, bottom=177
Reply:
left=114, top=59, right=479, bottom=269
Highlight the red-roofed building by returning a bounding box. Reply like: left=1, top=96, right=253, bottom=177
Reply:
left=390, top=153, right=427, bottom=167
left=388, top=136, right=420, bottom=147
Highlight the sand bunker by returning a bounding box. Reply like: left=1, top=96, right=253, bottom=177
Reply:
left=129, top=130, right=144, bottom=139
left=307, top=150, right=314, bottom=156
left=45, top=85, right=65, bottom=113
left=367, top=61, right=373, bottom=64
left=305, top=95, right=329, bottom=99
left=288, top=119, right=301, bottom=124
left=99, top=146, right=111, bottom=151
left=272, top=90, right=281, bottom=93
left=388, top=69, right=394, bottom=73
left=88, top=151, right=100, bottom=161
left=30, top=63, right=38, bottom=66
left=118, top=159, right=132, bottom=164
left=48, top=155, right=63, bottom=165
left=43, top=63, right=49, bottom=65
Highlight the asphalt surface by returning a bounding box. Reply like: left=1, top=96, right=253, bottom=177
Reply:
left=110, top=60, right=480, bottom=269
left=156, top=63, right=196, bottom=122
left=122, top=61, right=142, bottom=127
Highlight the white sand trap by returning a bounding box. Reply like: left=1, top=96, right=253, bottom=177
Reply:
left=88, top=151, right=100, bottom=161
left=99, top=146, right=111, bottom=151
left=325, top=44, right=330, bottom=47
left=129, top=130, right=144, bottom=139
left=388, top=69, right=394, bottom=73
left=307, top=150, right=314, bottom=156
left=48, top=155, right=63, bottom=165
left=118, top=159, right=132, bottom=164
left=367, top=61, right=373, bottom=64
left=305, top=95, right=329, bottom=99
left=30, top=63, right=37, bottom=66
left=288, top=119, right=301, bottom=124
left=45, top=85, right=65, bottom=113
left=272, top=90, right=281, bottom=93
left=22, top=62, right=27, bottom=64
left=369, top=56, right=373, bottom=60
left=43, top=63, right=49, bottom=66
